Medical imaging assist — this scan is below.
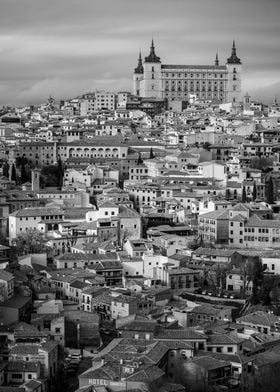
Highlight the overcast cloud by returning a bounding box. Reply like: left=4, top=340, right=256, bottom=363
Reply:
left=0, top=0, right=279, bottom=105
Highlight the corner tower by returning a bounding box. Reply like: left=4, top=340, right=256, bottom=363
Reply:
left=143, top=40, right=162, bottom=98
left=226, top=41, right=242, bottom=104
left=133, top=51, right=144, bottom=96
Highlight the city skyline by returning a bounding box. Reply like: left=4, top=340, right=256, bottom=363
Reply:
left=0, top=0, right=279, bottom=105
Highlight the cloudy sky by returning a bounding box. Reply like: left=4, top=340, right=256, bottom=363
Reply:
left=0, top=0, right=279, bottom=105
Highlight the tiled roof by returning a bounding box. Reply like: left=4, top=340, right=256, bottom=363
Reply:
left=99, top=201, right=119, bottom=209
left=13, top=322, right=47, bottom=338
left=90, top=260, right=123, bottom=271
left=2, top=295, right=32, bottom=309
left=207, top=332, right=245, bottom=345
left=118, top=205, right=141, bottom=218
left=191, top=355, right=231, bottom=371
left=55, top=252, right=88, bottom=261
left=155, top=328, right=206, bottom=340
left=113, top=295, right=137, bottom=304
left=7, top=360, right=40, bottom=372
left=190, top=304, right=229, bottom=316
left=199, top=209, right=229, bottom=220
left=193, top=247, right=237, bottom=257
left=231, top=203, right=249, bottom=212
left=118, top=321, right=156, bottom=332
left=70, top=280, right=90, bottom=290
left=245, top=214, right=280, bottom=228
left=0, top=271, right=14, bottom=282
left=126, top=364, right=164, bottom=382
left=10, top=344, right=39, bottom=355
left=230, top=213, right=246, bottom=222
left=168, top=268, right=198, bottom=275
left=10, top=207, right=63, bottom=217
left=236, top=311, right=280, bottom=327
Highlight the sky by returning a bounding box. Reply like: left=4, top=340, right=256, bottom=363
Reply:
left=0, top=0, right=279, bottom=106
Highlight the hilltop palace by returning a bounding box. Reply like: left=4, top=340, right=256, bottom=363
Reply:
left=133, top=40, right=242, bottom=104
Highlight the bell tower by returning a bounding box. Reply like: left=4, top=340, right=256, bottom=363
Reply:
left=31, top=168, right=40, bottom=192
left=143, top=40, right=162, bottom=98
left=226, top=41, right=242, bottom=105
left=133, top=51, right=144, bottom=96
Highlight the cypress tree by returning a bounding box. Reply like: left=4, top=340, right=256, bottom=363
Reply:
left=149, top=148, right=155, bottom=159
left=137, top=152, right=143, bottom=165
left=2, top=161, right=9, bottom=178
left=57, top=156, right=64, bottom=188
left=11, top=164, right=17, bottom=182
left=252, top=182, right=257, bottom=201
left=242, top=187, right=247, bottom=203
left=225, top=189, right=231, bottom=200
left=266, top=177, right=274, bottom=204
left=21, top=160, right=28, bottom=184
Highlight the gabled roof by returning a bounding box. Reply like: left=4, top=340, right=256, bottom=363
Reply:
left=191, top=355, right=231, bottom=371
left=10, top=207, right=63, bottom=217
left=99, top=201, right=119, bottom=209
left=7, top=360, right=40, bottom=372
left=0, top=271, right=14, bottom=282
left=230, top=213, right=246, bottom=222
left=207, top=332, right=245, bottom=345
left=13, top=322, right=47, bottom=338
left=193, top=247, right=237, bottom=257
left=199, top=209, right=229, bottom=220
left=245, top=214, right=280, bottom=228
left=236, top=311, right=280, bottom=327
left=231, top=203, right=249, bottom=212
left=118, top=320, right=156, bottom=332
left=155, top=328, right=206, bottom=340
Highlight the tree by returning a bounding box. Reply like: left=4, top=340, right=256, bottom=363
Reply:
left=242, top=187, right=247, bottom=203
left=21, top=159, right=28, bottom=184
left=40, top=165, right=61, bottom=188
left=249, top=157, right=273, bottom=172
left=137, top=152, right=143, bottom=165
left=11, top=163, right=17, bottom=182
left=259, top=274, right=280, bottom=305
left=225, top=189, right=231, bottom=201
left=12, top=228, right=49, bottom=256
left=149, top=148, right=155, bottom=159
left=2, top=161, right=9, bottom=178
left=57, top=156, right=64, bottom=188
left=119, top=227, right=131, bottom=250
left=266, top=176, right=274, bottom=204
left=252, top=182, right=257, bottom=201
left=202, top=142, right=211, bottom=151
left=215, top=264, right=231, bottom=294
left=241, top=257, right=264, bottom=304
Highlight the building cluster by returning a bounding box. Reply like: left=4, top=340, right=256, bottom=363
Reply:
left=0, top=49, right=279, bottom=392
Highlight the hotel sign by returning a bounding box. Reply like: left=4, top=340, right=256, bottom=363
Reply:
left=89, top=379, right=126, bottom=387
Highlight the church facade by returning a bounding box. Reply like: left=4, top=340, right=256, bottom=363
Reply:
left=133, top=40, right=242, bottom=104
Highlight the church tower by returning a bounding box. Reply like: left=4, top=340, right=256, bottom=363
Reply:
left=143, top=40, right=162, bottom=98
left=225, top=41, right=242, bottom=104
left=133, top=51, right=144, bottom=96
left=215, top=53, right=219, bottom=67
left=31, top=168, right=40, bottom=192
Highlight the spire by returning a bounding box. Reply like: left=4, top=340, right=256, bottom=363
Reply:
left=215, top=53, right=219, bottom=66
left=134, top=51, right=144, bottom=74
left=227, top=40, right=241, bottom=64
left=145, top=39, right=161, bottom=63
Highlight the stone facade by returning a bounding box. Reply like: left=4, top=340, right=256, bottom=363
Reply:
left=133, top=40, right=242, bottom=104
